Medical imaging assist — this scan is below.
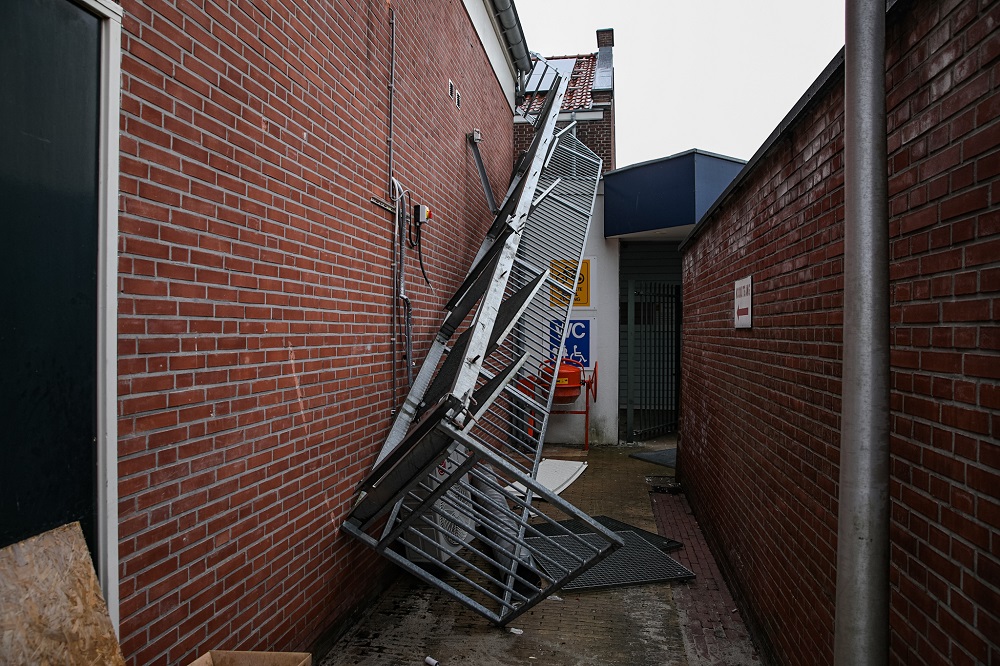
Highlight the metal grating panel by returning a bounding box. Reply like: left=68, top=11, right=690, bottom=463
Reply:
left=530, top=515, right=683, bottom=553
left=527, top=531, right=695, bottom=591
left=343, top=57, right=609, bottom=626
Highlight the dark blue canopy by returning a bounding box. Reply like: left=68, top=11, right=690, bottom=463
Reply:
left=604, top=150, right=744, bottom=237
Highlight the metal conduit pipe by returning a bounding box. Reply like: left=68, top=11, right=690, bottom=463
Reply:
left=387, top=7, right=396, bottom=197
left=392, top=178, right=413, bottom=389
left=388, top=7, right=399, bottom=410
left=834, top=1, right=890, bottom=664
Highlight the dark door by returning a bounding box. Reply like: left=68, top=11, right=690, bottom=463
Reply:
left=619, top=242, right=683, bottom=442
left=0, top=0, right=101, bottom=553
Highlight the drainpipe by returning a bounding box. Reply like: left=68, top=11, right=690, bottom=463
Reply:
left=491, top=0, right=532, bottom=101
left=834, top=1, right=890, bottom=664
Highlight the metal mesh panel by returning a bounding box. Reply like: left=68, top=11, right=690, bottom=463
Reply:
left=343, top=59, right=610, bottom=625
left=527, top=531, right=695, bottom=590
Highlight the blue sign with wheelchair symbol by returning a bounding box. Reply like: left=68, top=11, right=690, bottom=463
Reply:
left=549, top=319, right=591, bottom=368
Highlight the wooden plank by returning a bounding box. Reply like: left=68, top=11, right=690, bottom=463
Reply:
left=0, top=522, right=125, bottom=665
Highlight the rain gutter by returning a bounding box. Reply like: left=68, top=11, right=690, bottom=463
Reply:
left=490, top=0, right=533, bottom=99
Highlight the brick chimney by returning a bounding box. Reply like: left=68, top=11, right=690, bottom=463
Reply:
left=596, top=28, right=614, bottom=48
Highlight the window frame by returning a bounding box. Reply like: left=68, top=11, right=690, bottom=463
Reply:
left=71, top=0, right=122, bottom=634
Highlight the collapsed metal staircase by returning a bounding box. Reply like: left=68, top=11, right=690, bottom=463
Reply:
left=342, top=59, right=619, bottom=625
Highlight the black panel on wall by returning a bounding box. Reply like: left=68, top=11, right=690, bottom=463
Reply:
left=618, top=241, right=683, bottom=285
left=0, top=0, right=101, bottom=553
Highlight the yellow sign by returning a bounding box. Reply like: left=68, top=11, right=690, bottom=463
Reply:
left=549, top=259, right=591, bottom=308
left=575, top=259, right=590, bottom=307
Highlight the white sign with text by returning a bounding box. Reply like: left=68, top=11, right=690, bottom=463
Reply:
left=735, top=276, right=752, bottom=329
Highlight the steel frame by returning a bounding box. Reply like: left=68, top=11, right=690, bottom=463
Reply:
left=344, top=57, right=613, bottom=625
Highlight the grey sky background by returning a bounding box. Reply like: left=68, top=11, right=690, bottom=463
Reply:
left=515, top=1, right=846, bottom=167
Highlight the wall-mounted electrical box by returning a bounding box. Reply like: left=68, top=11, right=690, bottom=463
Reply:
left=413, top=204, right=431, bottom=225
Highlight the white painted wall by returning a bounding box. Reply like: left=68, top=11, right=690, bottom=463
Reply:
left=546, top=181, right=621, bottom=445
left=463, top=0, right=518, bottom=110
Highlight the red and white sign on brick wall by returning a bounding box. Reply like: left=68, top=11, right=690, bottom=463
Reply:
left=734, top=276, right=752, bottom=328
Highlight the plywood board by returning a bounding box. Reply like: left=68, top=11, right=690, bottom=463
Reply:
left=0, top=522, right=125, bottom=666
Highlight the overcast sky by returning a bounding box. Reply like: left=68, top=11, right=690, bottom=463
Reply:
left=515, top=1, right=846, bottom=167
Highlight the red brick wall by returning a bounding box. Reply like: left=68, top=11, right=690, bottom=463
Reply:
left=582, top=91, right=616, bottom=173
left=514, top=120, right=532, bottom=162
left=680, top=0, right=999, bottom=664
left=515, top=108, right=616, bottom=175
left=116, top=1, right=514, bottom=663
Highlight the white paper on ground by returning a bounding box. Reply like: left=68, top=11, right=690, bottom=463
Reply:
left=507, top=459, right=588, bottom=497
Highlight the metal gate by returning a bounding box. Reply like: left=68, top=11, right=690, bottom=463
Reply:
left=622, top=280, right=681, bottom=441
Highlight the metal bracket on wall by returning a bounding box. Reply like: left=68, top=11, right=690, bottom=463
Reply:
left=344, top=57, right=610, bottom=626
left=467, top=129, right=499, bottom=215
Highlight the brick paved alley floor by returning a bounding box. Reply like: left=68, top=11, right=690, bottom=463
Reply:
left=320, top=440, right=760, bottom=665
left=650, top=481, right=760, bottom=664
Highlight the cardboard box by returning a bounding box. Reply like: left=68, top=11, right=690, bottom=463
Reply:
left=187, top=651, right=312, bottom=666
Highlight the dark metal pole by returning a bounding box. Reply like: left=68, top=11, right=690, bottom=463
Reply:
left=835, top=1, right=890, bottom=664
left=626, top=279, right=636, bottom=442
left=467, top=130, right=499, bottom=215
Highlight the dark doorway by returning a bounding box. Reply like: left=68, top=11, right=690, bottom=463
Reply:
left=619, top=242, right=682, bottom=442
left=0, top=0, right=101, bottom=554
